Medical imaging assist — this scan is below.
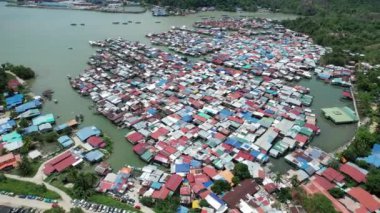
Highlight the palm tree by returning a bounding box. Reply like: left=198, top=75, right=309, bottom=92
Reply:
left=274, top=172, right=282, bottom=184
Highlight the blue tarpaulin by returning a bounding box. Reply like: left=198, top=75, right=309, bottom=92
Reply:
left=147, top=108, right=157, bottom=115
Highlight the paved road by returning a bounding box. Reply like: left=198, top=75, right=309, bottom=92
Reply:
left=0, top=194, right=52, bottom=210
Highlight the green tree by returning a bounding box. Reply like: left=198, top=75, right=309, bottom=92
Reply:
left=365, top=169, right=380, bottom=197
left=154, top=196, right=180, bottom=213
left=233, top=163, right=251, bottom=180
left=211, top=180, right=231, bottom=194
left=140, top=196, right=155, bottom=207
left=73, top=172, right=97, bottom=198
left=70, top=207, right=84, bottom=213
left=328, top=188, right=345, bottom=198
left=277, top=187, right=291, bottom=203
left=17, top=156, right=33, bottom=176
left=19, top=118, right=29, bottom=128
left=274, top=172, right=282, bottom=184
left=43, top=132, right=59, bottom=143
left=20, top=137, right=32, bottom=155
left=199, top=199, right=209, bottom=207
left=290, top=175, right=299, bottom=187
left=232, top=176, right=240, bottom=185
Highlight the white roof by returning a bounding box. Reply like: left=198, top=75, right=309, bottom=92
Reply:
left=28, top=150, right=42, bottom=159
left=104, top=173, right=118, bottom=182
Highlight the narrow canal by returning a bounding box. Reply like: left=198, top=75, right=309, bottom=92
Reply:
left=0, top=3, right=356, bottom=171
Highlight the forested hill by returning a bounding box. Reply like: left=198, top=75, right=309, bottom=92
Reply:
left=282, top=0, right=380, bottom=65
left=143, top=0, right=380, bottom=15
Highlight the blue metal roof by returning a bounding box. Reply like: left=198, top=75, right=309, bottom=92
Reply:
left=85, top=150, right=104, bottom=162
left=175, top=163, right=190, bottom=173
left=23, top=125, right=38, bottom=135
left=6, top=94, right=23, bottom=109
left=76, top=126, right=101, bottom=141
left=190, top=160, right=201, bottom=168
left=0, top=120, right=16, bottom=135
left=15, top=99, right=41, bottom=113
left=151, top=182, right=162, bottom=190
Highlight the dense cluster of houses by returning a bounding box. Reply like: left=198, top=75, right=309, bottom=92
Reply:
left=95, top=162, right=284, bottom=213
left=67, top=17, right=370, bottom=212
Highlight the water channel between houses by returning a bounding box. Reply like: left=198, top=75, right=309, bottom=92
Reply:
left=0, top=3, right=357, bottom=172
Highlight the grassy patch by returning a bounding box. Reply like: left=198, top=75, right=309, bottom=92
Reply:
left=87, top=194, right=140, bottom=212
left=0, top=178, right=60, bottom=199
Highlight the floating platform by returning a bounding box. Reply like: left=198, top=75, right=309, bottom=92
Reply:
left=321, top=106, right=358, bottom=124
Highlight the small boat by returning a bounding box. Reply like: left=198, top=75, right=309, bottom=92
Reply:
left=70, top=23, right=77, bottom=26
left=53, top=99, right=58, bottom=104
left=68, top=47, right=73, bottom=50
left=122, top=22, right=128, bottom=25
left=135, top=21, right=141, bottom=24
left=67, top=75, right=71, bottom=79
left=80, top=23, right=85, bottom=26
left=155, top=21, right=161, bottom=23
left=128, top=21, right=132, bottom=23
left=112, top=22, right=120, bottom=24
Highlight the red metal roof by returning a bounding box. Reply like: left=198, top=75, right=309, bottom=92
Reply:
left=235, top=150, right=254, bottom=161
left=264, top=183, right=277, bottom=194
left=0, top=153, right=20, bottom=170
left=180, top=186, right=191, bottom=195
left=43, top=151, right=76, bottom=175
left=54, top=155, right=76, bottom=172
left=313, top=176, right=335, bottom=191
left=126, top=132, right=144, bottom=144
left=199, top=190, right=211, bottom=199
left=87, top=136, right=106, bottom=148
left=340, top=163, right=366, bottom=183
left=321, top=167, right=345, bottom=183
left=203, top=166, right=218, bottom=178
left=152, top=187, right=170, bottom=200
left=347, top=187, right=380, bottom=212
left=47, top=151, right=71, bottom=166
left=165, top=174, right=183, bottom=191
left=295, top=134, right=308, bottom=144
left=151, top=127, right=169, bottom=140
left=187, top=173, right=195, bottom=183
left=194, top=174, right=210, bottom=184
left=192, top=183, right=205, bottom=194
left=133, top=143, right=147, bottom=155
